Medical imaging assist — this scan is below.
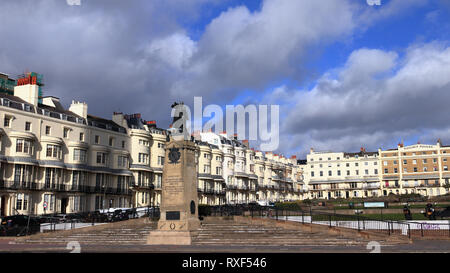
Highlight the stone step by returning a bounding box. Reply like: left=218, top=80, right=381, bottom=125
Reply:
left=21, top=235, right=148, bottom=240
left=17, top=218, right=400, bottom=247
left=21, top=241, right=147, bottom=245
left=16, top=219, right=157, bottom=245
left=194, top=238, right=362, bottom=243
left=192, top=240, right=364, bottom=244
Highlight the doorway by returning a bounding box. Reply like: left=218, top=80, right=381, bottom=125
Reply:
left=0, top=195, right=7, bottom=216
left=61, top=198, right=68, bottom=214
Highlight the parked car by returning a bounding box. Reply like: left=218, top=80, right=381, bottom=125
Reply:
left=111, top=209, right=131, bottom=222
left=0, top=215, right=40, bottom=236
left=53, top=214, right=69, bottom=223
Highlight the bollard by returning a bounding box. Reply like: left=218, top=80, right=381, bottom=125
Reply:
left=421, top=223, right=424, bottom=237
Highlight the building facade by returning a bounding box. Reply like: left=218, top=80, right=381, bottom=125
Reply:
left=305, top=148, right=380, bottom=200
left=303, top=143, right=450, bottom=200
left=1, top=73, right=449, bottom=216
left=379, top=142, right=450, bottom=197
left=0, top=89, right=133, bottom=217
left=197, top=132, right=305, bottom=205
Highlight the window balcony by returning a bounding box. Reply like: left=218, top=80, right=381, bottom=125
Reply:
left=42, top=183, right=68, bottom=192
left=417, top=183, right=441, bottom=188
left=363, top=184, right=381, bottom=189
left=131, top=181, right=155, bottom=190
left=69, top=184, right=85, bottom=192
left=383, top=184, right=400, bottom=188
left=0, top=180, right=42, bottom=190
left=199, top=188, right=216, bottom=195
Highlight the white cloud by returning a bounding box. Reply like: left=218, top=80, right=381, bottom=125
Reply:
left=169, top=0, right=356, bottom=99
left=146, top=32, right=197, bottom=70
left=273, top=42, right=450, bottom=157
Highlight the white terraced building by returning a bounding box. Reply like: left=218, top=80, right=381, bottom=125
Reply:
left=0, top=73, right=306, bottom=217
left=196, top=132, right=305, bottom=205
left=303, top=144, right=450, bottom=200
left=1, top=72, right=448, bottom=217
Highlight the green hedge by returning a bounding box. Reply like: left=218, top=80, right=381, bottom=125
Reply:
left=274, top=201, right=303, bottom=210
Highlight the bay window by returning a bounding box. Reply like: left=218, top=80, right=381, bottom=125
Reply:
left=16, top=139, right=33, bottom=154
left=73, top=149, right=87, bottom=162
left=46, top=144, right=62, bottom=159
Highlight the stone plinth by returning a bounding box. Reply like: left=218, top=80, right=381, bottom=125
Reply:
left=147, top=139, right=200, bottom=245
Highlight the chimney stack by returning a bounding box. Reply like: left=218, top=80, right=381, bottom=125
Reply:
left=69, top=100, right=88, bottom=119
left=14, top=72, right=44, bottom=106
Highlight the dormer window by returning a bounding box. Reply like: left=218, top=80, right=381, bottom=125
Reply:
left=2, top=99, right=10, bottom=107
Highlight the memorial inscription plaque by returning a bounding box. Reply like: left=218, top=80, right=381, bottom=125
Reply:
left=166, top=211, right=180, bottom=220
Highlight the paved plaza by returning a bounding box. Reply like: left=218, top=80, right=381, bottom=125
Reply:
left=1, top=237, right=450, bottom=253
left=1, top=217, right=449, bottom=253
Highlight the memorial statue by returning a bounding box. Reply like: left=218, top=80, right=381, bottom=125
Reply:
left=169, top=101, right=190, bottom=141
left=146, top=102, right=200, bottom=245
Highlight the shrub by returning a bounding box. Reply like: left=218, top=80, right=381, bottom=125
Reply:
left=274, top=201, right=303, bottom=210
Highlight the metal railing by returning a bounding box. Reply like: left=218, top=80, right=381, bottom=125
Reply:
left=199, top=205, right=450, bottom=239
left=0, top=181, right=132, bottom=195
left=407, top=221, right=450, bottom=238
left=28, top=206, right=161, bottom=234
left=262, top=208, right=450, bottom=239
